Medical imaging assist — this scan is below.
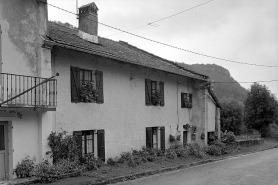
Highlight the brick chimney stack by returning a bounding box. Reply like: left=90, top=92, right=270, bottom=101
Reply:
left=78, top=2, right=98, bottom=36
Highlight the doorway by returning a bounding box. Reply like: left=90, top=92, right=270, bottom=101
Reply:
left=183, top=131, right=188, bottom=146
left=0, top=122, right=8, bottom=180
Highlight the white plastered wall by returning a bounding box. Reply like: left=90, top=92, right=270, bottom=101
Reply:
left=53, top=47, right=206, bottom=159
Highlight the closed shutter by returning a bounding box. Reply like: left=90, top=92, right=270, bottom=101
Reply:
left=97, top=130, right=105, bottom=161
left=73, top=131, right=83, bottom=155
left=95, top=70, right=104, bottom=103
left=70, top=66, right=80, bottom=102
left=146, top=127, right=152, bottom=148
left=160, top=127, right=165, bottom=150
left=159, top=81, right=164, bottom=106
left=145, top=79, right=152, bottom=105
left=181, top=93, right=185, bottom=108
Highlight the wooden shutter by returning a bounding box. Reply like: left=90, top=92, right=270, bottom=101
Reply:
left=145, top=79, right=152, bottom=105
left=95, top=70, right=104, bottom=103
left=160, top=127, right=165, bottom=150
left=181, top=93, right=185, bottom=108
left=146, top=127, right=152, bottom=148
left=70, top=66, right=80, bottom=102
left=97, top=130, right=105, bottom=161
left=159, top=81, right=164, bottom=106
left=73, top=131, right=83, bottom=155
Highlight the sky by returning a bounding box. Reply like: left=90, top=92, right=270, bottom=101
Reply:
left=48, top=0, right=278, bottom=97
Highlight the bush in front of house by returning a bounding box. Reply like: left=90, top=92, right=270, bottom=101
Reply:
left=14, top=156, right=35, bottom=179
left=186, top=143, right=206, bottom=158
left=221, top=131, right=236, bottom=144
left=47, top=131, right=80, bottom=163
left=81, top=153, right=103, bottom=170
left=34, top=159, right=84, bottom=183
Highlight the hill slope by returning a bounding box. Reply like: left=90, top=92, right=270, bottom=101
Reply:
left=178, top=63, right=247, bottom=103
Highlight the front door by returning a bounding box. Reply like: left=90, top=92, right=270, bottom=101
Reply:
left=0, top=122, right=8, bottom=180
left=183, top=131, right=188, bottom=146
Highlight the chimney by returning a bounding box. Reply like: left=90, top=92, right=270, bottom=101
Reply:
left=78, top=2, right=99, bottom=44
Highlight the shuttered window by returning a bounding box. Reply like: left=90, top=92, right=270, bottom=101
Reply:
left=145, top=79, right=164, bottom=106
left=97, top=130, right=105, bottom=161
left=73, top=130, right=94, bottom=157
left=181, top=93, right=193, bottom=108
left=146, top=127, right=165, bottom=150
left=70, top=66, right=104, bottom=103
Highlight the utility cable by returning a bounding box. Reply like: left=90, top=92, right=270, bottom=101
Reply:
left=106, top=0, right=214, bottom=37
left=46, top=2, right=278, bottom=68
left=213, top=80, right=278, bottom=83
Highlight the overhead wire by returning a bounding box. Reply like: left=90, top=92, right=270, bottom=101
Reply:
left=46, top=2, right=278, bottom=68
left=106, top=0, right=214, bottom=37
left=213, top=80, right=278, bottom=83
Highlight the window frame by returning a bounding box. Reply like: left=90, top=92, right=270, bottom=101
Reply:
left=71, top=66, right=104, bottom=103
left=145, top=79, right=164, bottom=106
left=73, top=130, right=94, bottom=157
left=146, top=127, right=165, bottom=150
left=181, top=93, right=193, bottom=108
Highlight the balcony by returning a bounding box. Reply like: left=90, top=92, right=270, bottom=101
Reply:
left=0, top=73, right=58, bottom=111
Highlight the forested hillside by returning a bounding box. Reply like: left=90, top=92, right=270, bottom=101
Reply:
left=179, top=63, right=247, bottom=103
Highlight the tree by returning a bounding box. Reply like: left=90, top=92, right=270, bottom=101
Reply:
left=244, top=83, right=278, bottom=137
left=220, top=99, right=244, bottom=135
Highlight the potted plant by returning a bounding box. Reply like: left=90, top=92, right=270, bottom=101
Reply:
left=151, top=90, right=162, bottom=106
left=183, top=123, right=191, bottom=130
left=201, top=132, right=205, bottom=139
left=79, top=81, right=98, bottom=102
left=191, top=125, right=197, bottom=133
left=169, top=134, right=176, bottom=143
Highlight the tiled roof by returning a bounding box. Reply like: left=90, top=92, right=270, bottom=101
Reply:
left=46, top=22, right=208, bottom=81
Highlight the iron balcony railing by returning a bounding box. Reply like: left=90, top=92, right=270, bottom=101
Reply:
left=0, top=73, right=58, bottom=109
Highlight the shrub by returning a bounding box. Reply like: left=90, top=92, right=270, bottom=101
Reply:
left=34, top=159, right=84, bottom=183
left=47, top=131, right=80, bottom=163
left=221, top=131, right=236, bottom=144
left=119, top=152, right=132, bottom=162
left=174, top=147, right=189, bottom=157
left=187, top=143, right=205, bottom=158
left=205, top=145, right=222, bottom=156
left=34, top=159, right=82, bottom=183
left=14, top=156, right=35, bottom=178
left=82, top=153, right=103, bottom=170
left=107, top=158, right=118, bottom=166
left=165, top=149, right=177, bottom=159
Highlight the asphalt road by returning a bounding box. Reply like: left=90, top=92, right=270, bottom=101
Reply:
left=114, top=148, right=278, bottom=185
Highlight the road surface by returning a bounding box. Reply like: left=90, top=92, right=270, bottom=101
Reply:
left=114, top=148, right=278, bottom=185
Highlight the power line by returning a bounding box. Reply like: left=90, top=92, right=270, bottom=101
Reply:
left=214, top=80, right=278, bottom=84
left=106, top=0, right=214, bottom=37
left=47, top=2, right=278, bottom=68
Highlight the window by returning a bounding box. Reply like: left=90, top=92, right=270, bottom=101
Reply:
left=145, top=79, right=164, bottom=106
left=73, top=129, right=105, bottom=161
left=73, top=130, right=94, bottom=156
left=146, top=127, right=165, bottom=150
left=181, top=93, right=192, bottom=108
left=71, top=66, right=103, bottom=103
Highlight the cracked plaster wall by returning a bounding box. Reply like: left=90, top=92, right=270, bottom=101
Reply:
left=0, top=0, right=48, bottom=76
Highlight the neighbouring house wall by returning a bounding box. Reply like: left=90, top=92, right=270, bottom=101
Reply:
left=0, top=111, right=41, bottom=179
left=53, top=47, right=206, bottom=158
left=0, top=0, right=48, bottom=76
left=0, top=1, right=53, bottom=179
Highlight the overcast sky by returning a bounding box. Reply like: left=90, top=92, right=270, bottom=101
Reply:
left=48, top=0, right=278, bottom=97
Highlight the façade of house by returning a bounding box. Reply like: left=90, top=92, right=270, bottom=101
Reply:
left=0, top=0, right=221, bottom=180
